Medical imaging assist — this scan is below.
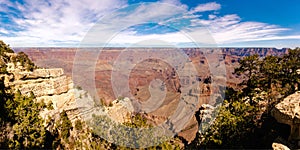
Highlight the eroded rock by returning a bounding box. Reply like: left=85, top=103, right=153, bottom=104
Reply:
left=272, top=142, right=290, bottom=150
left=12, top=75, right=71, bottom=97
left=271, top=91, right=300, bottom=146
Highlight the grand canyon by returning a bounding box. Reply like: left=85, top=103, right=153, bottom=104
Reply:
left=16, top=47, right=288, bottom=102
left=1, top=0, right=300, bottom=149
left=13, top=47, right=290, bottom=144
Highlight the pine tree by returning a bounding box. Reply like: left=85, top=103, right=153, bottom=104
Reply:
left=9, top=91, right=46, bottom=149
left=235, top=54, right=261, bottom=104
left=58, top=110, right=72, bottom=142
left=281, top=48, right=300, bottom=93
left=196, top=100, right=257, bottom=149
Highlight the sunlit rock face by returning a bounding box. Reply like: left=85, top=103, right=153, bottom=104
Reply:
left=13, top=75, right=71, bottom=97
left=3, top=56, right=84, bottom=122
left=104, top=98, right=134, bottom=123
left=3, top=53, right=72, bottom=98
left=271, top=91, right=300, bottom=147
left=272, top=142, right=290, bottom=150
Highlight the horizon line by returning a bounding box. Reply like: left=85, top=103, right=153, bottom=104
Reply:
left=11, top=46, right=292, bottom=49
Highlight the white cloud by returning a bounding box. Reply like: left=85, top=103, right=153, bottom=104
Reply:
left=190, top=2, right=221, bottom=13
left=1, top=0, right=127, bottom=46
left=109, top=31, right=190, bottom=44
left=190, top=14, right=293, bottom=44
left=1, top=1, right=300, bottom=47
left=208, top=14, right=217, bottom=19
left=106, top=8, right=300, bottom=47
left=80, top=2, right=188, bottom=46
left=94, top=4, right=299, bottom=47
left=160, top=0, right=188, bottom=9
left=0, top=29, right=9, bottom=34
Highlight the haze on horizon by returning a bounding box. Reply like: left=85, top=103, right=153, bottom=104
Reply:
left=0, top=0, right=300, bottom=48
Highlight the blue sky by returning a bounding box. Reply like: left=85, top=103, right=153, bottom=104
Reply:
left=0, top=0, right=300, bottom=47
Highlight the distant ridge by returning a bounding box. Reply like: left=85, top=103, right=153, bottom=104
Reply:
left=13, top=47, right=289, bottom=57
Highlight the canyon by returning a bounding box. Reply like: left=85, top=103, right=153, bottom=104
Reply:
left=13, top=47, right=289, bottom=143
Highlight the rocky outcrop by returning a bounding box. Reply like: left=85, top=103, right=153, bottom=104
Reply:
left=21, top=68, right=64, bottom=79
left=104, top=98, right=134, bottom=123
left=198, top=104, right=215, bottom=124
left=12, top=75, right=71, bottom=97
left=271, top=91, right=300, bottom=147
left=3, top=54, right=90, bottom=123
left=177, top=116, right=199, bottom=143
left=3, top=54, right=71, bottom=98
left=197, top=104, right=216, bottom=134
left=272, top=142, right=290, bottom=150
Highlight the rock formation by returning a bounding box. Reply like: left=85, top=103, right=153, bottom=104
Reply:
left=271, top=91, right=300, bottom=147
left=272, top=142, right=290, bottom=150
left=196, top=104, right=216, bottom=134
left=2, top=53, right=93, bottom=124
left=104, top=98, right=134, bottom=123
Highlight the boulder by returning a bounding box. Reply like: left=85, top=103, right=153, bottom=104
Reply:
left=272, top=142, right=290, bottom=150
left=271, top=91, right=300, bottom=146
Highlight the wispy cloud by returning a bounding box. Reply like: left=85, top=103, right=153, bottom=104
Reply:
left=87, top=2, right=300, bottom=47
left=0, top=0, right=300, bottom=47
left=160, top=0, right=188, bottom=9
left=190, top=2, right=221, bottom=13
left=0, top=29, right=9, bottom=34
left=0, top=0, right=126, bottom=46
left=106, top=2, right=300, bottom=47
left=193, top=14, right=290, bottom=43
left=80, top=2, right=188, bottom=46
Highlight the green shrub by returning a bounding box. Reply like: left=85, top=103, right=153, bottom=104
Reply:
left=75, top=120, right=83, bottom=131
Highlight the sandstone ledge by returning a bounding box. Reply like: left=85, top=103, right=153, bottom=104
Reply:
left=271, top=91, right=300, bottom=125
left=12, top=75, right=72, bottom=97
left=271, top=91, right=300, bottom=146
left=18, top=68, right=64, bottom=79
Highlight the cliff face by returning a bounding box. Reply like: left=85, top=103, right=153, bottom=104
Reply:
left=5, top=58, right=70, bottom=98
left=11, top=72, right=70, bottom=97
left=2, top=53, right=91, bottom=123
